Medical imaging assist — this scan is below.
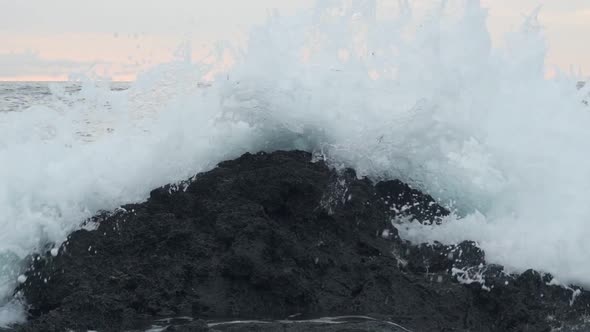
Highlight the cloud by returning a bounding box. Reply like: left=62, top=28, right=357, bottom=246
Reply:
left=541, top=8, right=590, bottom=26
left=0, top=0, right=313, bottom=36
left=0, top=50, right=105, bottom=78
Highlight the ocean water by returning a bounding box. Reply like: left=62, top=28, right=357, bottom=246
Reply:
left=0, top=82, right=130, bottom=113
left=1, top=0, right=590, bottom=327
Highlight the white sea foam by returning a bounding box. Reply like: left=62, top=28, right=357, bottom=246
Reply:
left=1, top=0, right=589, bottom=325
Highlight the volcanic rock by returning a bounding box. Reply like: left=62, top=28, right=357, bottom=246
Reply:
left=11, top=150, right=590, bottom=332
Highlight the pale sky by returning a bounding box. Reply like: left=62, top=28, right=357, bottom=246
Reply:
left=0, top=0, right=589, bottom=81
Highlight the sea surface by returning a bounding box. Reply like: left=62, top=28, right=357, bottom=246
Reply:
left=1, top=0, right=590, bottom=329
left=0, top=82, right=130, bottom=113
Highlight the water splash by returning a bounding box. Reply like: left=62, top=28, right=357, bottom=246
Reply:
left=1, top=0, right=589, bottom=325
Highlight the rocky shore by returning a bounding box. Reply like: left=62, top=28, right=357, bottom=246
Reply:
left=9, top=150, right=590, bottom=331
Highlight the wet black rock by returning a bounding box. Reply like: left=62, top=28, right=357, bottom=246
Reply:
left=374, top=179, right=449, bottom=223
left=161, top=316, right=411, bottom=332
left=401, top=240, right=485, bottom=274
left=160, top=319, right=209, bottom=332
left=10, top=150, right=590, bottom=332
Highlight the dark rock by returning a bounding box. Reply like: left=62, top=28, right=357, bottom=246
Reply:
left=9, top=150, right=590, bottom=332
left=374, top=180, right=449, bottom=223
left=200, top=316, right=412, bottom=331
left=161, top=319, right=209, bottom=332
left=402, top=240, right=485, bottom=274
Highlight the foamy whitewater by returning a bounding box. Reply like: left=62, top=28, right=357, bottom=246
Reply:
left=1, top=0, right=590, bottom=325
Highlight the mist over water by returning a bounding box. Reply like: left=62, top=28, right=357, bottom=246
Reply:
left=1, top=0, right=590, bottom=325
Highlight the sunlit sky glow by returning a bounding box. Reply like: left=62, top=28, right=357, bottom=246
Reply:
left=0, top=0, right=589, bottom=81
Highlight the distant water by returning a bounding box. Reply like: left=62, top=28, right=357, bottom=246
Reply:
left=0, top=83, right=53, bottom=112
left=0, top=82, right=129, bottom=113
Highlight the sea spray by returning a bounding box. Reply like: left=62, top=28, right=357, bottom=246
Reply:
left=0, top=0, right=588, bottom=325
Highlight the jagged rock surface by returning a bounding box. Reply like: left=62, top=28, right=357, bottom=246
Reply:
left=11, top=151, right=590, bottom=332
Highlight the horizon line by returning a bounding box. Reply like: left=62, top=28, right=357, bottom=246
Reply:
left=0, top=80, right=134, bottom=83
